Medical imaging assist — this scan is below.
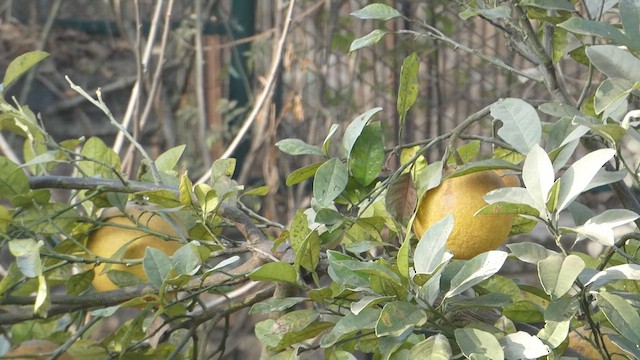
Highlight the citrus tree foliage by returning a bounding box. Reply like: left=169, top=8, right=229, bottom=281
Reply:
left=2, top=1, right=640, bottom=360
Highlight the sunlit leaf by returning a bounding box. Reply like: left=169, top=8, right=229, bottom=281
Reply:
left=286, top=161, right=324, bottom=187
left=455, top=328, right=504, bottom=360
left=501, top=331, right=550, bottom=359
left=250, top=262, right=298, bottom=284
left=414, top=215, right=454, bottom=275
left=491, top=98, right=542, bottom=155
left=538, top=254, right=584, bottom=299
left=409, top=334, right=452, bottom=360
left=343, top=107, right=382, bottom=156
left=375, top=301, right=427, bottom=337
left=556, top=148, right=616, bottom=211
left=598, top=291, right=640, bottom=344
left=445, top=251, right=508, bottom=298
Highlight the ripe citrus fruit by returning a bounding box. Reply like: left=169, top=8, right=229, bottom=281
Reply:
left=5, top=339, right=73, bottom=360
left=495, top=169, right=521, bottom=188
left=568, top=326, right=627, bottom=359
left=413, top=170, right=514, bottom=259
left=87, top=203, right=182, bottom=292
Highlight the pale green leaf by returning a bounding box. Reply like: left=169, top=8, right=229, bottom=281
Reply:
left=350, top=3, right=402, bottom=21
left=313, top=158, right=348, bottom=207
left=491, top=98, right=542, bottom=155
left=445, top=251, right=508, bottom=299
left=143, top=247, right=172, bottom=288
left=455, top=328, right=504, bottom=360
left=349, top=30, right=387, bottom=52
left=2, top=51, right=49, bottom=91
left=538, top=254, right=584, bottom=299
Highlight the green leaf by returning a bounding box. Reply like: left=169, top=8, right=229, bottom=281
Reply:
left=520, top=0, right=575, bottom=10
left=210, top=158, right=236, bottom=183
left=250, top=297, right=307, bottom=315
left=276, top=138, right=324, bottom=156
left=8, top=239, right=43, bottom=278
left=414, top=215, right=454, bottom=275
left=143, top=247, right=173, bottom=288
left=350, top=3, right=402, bottom=21
left=507, top=243, right=556, bottom=264
left=78, top=137, right=122, bottom=179
left=343, top=107, right=382, bottom=156
left=256, top=309, right=319, bottom=348
left=313, top=158, right=348, bottom=207
left=538, top=254, right=584, bottom=299
left=621, top=0, right=640, bottom=48
left=585, top=264, right=640, bottom=289
left=322, top=124, right=339, bottom=156
left=349, top=29, right=387, bottom=52
left=409, top=334, right=453, bottom=360
left=459, top=6, right=511, bottom=20
left=289, top=210, right=310, bottom=253
left=503, top=300, right=545, bottom=323
left=106, top=269, right=144, bottom=287
left=490, top=98, right=542, bottom=155
left=559, top=18, right=633, bottom=49
left=243, top=185, right=270, bottom=197
left=375, top=301, right=427, bottom=337
left=179, top=172, right=193, bottom=206
left=522, top=144, right=555, bottom=214
left=571, top=209, right=639, bottom=246
left=171, top=245, right=200, bottom=275
left=286, top=161, right=324, bottom=186
left=2, top=51, right=49, bottom=91
left=154, top=144, right=186, bottom=172
left=556, top=148, right=616, bottom=211
left=447, top=141, right=481, bottom=166
left=385, top=172, right=417, bottom=225
left=320, top=307, right=380, bottom=348
left=552, top=26, right=569, bottom=63
left=0, top=156, right=29, bottom=200
left=455, top=328, right=504, bottom=360
left=501, top=331, right=550, bottom=359
left=598, top=291, right=640, bottom=344
left=295, top=231, right=321, bottom=272
left=351, top=295, right=395, bottom=315
left=250, top=262, right=298, bottom=283
left=34, top=274, right=49, bottom=317
left=537, top=319, right=571, bottom=348
left=585, top=45, right=640, bottom=81
left=397, top=52, right=420, bottom=119
left=445, top=251, right=508, bottom=299
left=349, top=122, right=384, bottom=186
left=594, top=78, right=637, bottom=115
left=67, top=271, right=95, bottom=295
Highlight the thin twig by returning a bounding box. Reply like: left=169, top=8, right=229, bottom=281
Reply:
left=112, top=0, right=166, bottom=154
left=65, top=76, right=161, bottom=183
left=196, top=0, right=297, bottom=184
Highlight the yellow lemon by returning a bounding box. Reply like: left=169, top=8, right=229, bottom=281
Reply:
left=495, top=169, right=521, bottom=188
left=87, top=203, right=182, bottom=292
left=568, top=326, right=628, bottom=359
left=413, top=170, right=513, bottom=259
left=5, top=340, right=73, bottom=360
